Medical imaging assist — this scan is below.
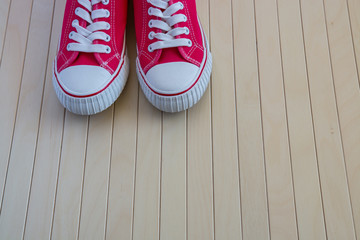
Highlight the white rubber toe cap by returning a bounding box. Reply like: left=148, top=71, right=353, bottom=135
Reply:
left=145, top=62, right=199, bottom=95
left=58, top=65, right=111, bottom=96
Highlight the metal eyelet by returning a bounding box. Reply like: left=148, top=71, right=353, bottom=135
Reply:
left=105, top=46, right=111, bottom=53
left=179, top=2, right=184, bottom=9
left=188, top=40, right=192, bottom=47
left=148, top=31, right=155, bottom=40
left=185, top=27, right=190, bottom=35
left=148, top=45, right=154, bottom=52
left=183, top=16, right=187, bottom=22
left=72, top=19, right=79, bottom=27
left=148, top=20, right=153, bottom=28
left=106, top=23, right=111, bottom=30
left=105, top=10, right=110, bottom=17
left=66, top=44, right=71, bottom=51
left=105, top=35, right=110, bottom=42
left=148, top=8, right=152, bottom=15
left=102, top=0, right=109, bottom=5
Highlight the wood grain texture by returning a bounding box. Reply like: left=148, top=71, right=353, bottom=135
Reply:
left=160, top=112, right=186, bottom=240
left=132, top=94, right=162, bottom=240
left=0, top=0, right=358, bottom=239
left=323, top=0, right=360, bottom=237
left=254, top=0, right=298, bottom=238
left=0, top=0, right=11, bottom=64
left=300, top=0, right=357, bottom=238
left=232, top=0, right=270, bottom=239
left=0, top=0, right=56, bottom=239
left=0, top=0, right=33, bottom=213
left=51, top=113, right=88, bottom=240
left=209, top=0, right=242, bottom=238
left=78, top=108, right=114, bottom=240
left=347, top=0, right=360, bottom=86
left=277, top=0, right=326, bottom=239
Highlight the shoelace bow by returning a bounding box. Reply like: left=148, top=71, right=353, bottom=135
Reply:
left=147, top=0, right=192, bottom=52
left=67, top=0, right=112, bottom=54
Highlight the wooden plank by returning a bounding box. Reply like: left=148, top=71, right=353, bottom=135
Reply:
left=51, top=113, right=88, bottom=240
left=0, top=0, right=11, bottom=64
left=187, top=97, right=214, bottom=240
left=231, top=0, right=270, bottom=239
left=132, top=95, right=162, bottom=240
left=323, top=0, right=360, bottom=237
left=347, top=0, right=360, bottom=85
left=254, top=0, right=298, bottom=238
left=104, top=11, right=139, bottom=240
left=277, top=0, right=327, bottom=239
left=0, top=0, right=58, bottom=238
left=0, top=0, right=33, bottom=212
left=209, top=0, right=242, bottom=239
left=7, top=0, right=60, bottom=238
left=78, top=108, right=114, bottom=240
left=22, top=0, right=66, bottom=239
left=300, top=0, right=357, bottom=238
left=187, top=0, right=214, bottom=239
left=159, top=112, right=186, bottom=240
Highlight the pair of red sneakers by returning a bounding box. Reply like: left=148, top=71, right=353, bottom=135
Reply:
left=53, top=0, right=212, bottom=115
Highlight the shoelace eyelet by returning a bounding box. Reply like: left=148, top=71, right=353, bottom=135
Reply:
left=105, top=46, right=111, bottom=53
left=148, top=20, right=153, bottom=28
left=72, top=19, right=78, bottom=27
left=148, top=45, right=154, bottom=52
left=188, top=40, right=192, bottom=47
left=102, top=0, right=109, bottom=5
left=105, top=10, right=110, bottom=18
left=148, top=31, right=155, bottom=40
left=105, top=35, right=111, bottom=42
left=185, top=27, right=190, bottom=35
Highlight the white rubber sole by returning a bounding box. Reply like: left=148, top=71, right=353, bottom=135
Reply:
left=136, top=39, right=212, bottom=113
left=53, top=55, right=129, bottom=115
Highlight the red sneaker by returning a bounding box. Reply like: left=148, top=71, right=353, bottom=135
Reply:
left=53, top=0, right=129, bottom=115
left=133, top=0, right=212, bottom=112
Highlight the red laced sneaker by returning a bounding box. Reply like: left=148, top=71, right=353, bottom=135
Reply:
left=53, top=0, right=129, bottom=115
left=133, top=0, right=212, bottom=112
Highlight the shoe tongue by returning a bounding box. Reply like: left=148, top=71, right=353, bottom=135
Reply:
left=72, top=52, right=99, bottom=67
left=157, top=47, right=187, bottom=65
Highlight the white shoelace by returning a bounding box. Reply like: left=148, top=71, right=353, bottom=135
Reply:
left=67, top=0, right=112, bottom=54
left=147, top=0, right=192, bottom=52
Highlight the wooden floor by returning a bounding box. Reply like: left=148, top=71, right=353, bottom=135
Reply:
left=0, top=0, right=359, bottom=239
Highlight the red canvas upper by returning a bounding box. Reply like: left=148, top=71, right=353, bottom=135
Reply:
left=56, top=0, right=128, bottom=75
left=133, top=0, right=205, bottom=74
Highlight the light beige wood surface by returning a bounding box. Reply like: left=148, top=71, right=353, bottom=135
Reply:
left=232, top=0, right=270, bottom=239
left=0, top=0, right=11, bottom=64
left=0, top=0, right=359, bottom=239
left=301, top=0, right=357, bottom=239
left=277, top=0, right=326, bottom=239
